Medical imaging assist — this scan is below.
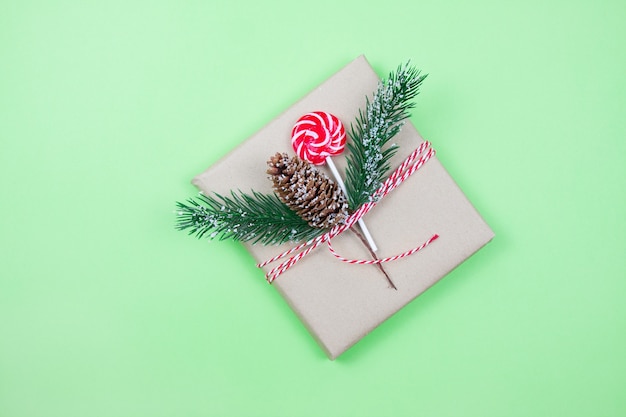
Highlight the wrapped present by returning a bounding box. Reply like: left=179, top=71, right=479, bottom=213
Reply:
left=186, top=55, right=494, bottom=359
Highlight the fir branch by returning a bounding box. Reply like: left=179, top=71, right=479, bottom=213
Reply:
left=345, top=63, right=427, bottom=210
left=175, top=190, right=324, bottom=245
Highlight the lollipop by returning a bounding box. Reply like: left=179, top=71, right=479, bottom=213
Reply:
left=292, top=111, right=378, bottom=252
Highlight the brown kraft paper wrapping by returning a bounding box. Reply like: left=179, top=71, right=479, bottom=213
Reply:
left=192, top=55, right=495, bottom=359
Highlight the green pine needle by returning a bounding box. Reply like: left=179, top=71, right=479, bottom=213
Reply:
left=175, top=190, right=324, bottom=245
left=345, top=62, right=427, bottom=210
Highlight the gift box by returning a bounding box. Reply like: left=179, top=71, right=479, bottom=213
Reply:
left=191, top=55, right=494, bottom=359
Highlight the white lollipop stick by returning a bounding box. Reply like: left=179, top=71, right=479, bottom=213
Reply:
left=325, top=156, right=378, bottom=252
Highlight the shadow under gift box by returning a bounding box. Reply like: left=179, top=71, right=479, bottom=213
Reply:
left=192, top=55, right=494, bottom=360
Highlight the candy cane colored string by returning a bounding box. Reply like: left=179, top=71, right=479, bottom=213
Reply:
left=260, top=197, right=367, bottom=275
left=374, top=142, right=434, bottom=200
left=266, top=223, right=346, bottom=282
left=263, top=143, right=433, bottom=282
left=257, top=234, right=324, bottom=269
left=261, top=140, right=433, bottom=271
left=266, top=232, right=331, bottom=281
left=260, top=142, right=437, bottom=283
left=327, top=234, right=439, bottom=265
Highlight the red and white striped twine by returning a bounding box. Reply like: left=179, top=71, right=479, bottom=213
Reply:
left=326, top=233, right=439, bottom=265
left=257, top=141, right=438, bottom=283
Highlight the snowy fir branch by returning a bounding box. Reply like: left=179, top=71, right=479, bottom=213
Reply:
left=344, top=63, right=427, bottom=210
left=175, top=190, right=324, bottom=245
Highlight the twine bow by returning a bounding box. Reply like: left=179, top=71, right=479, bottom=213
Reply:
left=257, top=141, right=439, bottom=283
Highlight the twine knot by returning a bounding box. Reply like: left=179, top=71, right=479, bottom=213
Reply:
left=257, top=141, right=439, bottom=283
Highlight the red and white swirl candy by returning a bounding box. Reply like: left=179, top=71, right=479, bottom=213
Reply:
left=291, top=111, right=346, bottom=165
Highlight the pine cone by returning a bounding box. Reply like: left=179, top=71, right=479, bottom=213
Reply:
left=267, top=153, right=349, bottom=229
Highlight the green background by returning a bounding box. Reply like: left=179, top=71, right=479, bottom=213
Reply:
left=1, top=0, right=624, bottom=416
